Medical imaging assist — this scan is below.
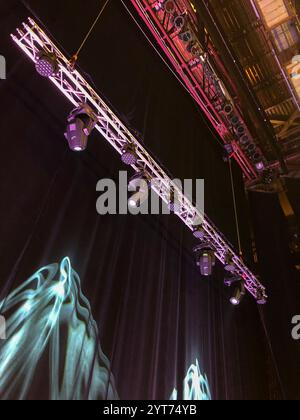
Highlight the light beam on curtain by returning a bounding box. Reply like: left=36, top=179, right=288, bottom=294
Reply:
left=0, top=257, right=118, bottom=400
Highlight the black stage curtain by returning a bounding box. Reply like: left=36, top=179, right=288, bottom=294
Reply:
left=0, top=0, right=272, bottom=400
left=249, top=191, right=300, bottom=400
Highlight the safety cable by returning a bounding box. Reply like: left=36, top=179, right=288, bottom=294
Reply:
left=70, top=0, right=111, bottom=66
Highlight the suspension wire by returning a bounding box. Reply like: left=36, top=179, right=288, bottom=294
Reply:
left=258, top=306, right=287, bottom=399
left=229, top=157, right=243, bottom=257
left=119, top=0, right=226, bottom=151
left=70, top=0, right=111, bottom=66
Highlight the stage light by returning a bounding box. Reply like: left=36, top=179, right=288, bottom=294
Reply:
left=224, top=255, right=236, bottom=273
left=121, top=144, right=138, bottom=166
left=198, top=251, right=216, bottom=277
left=163, top=0, right=175, bottom=13
left=224, top=275, right=242, bottom=287
left=128, top=173, right=149, bottom=209
left=236, top=125, right=245, bottom=136
left=193, top=226, right=206, bottom=240
left=255, top=161, right=265, bottom=172
left=223, top=103, right=233, bottom=116
left=239, top=135, right=249, bottom=146
left=247, top=143, right=256, bottom=153
left=230, top=281, right=246, bottom=306
left=64, top=104, right=97, bottom=152
left=230, top=115, right=240, bottom=126
left=35, top=51, right=58, bottom=78
left=180, top=29, right=193, bottom=43
left=193, top=244, right=216, bottom=277
left=190, top=43, right=202, bottom=57
left=174, top=15, right=185, bottom=30
left=256, top=289, right=267, bottom=305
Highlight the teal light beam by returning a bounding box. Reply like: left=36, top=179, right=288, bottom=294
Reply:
left=0, top=257, right=118, bottom=400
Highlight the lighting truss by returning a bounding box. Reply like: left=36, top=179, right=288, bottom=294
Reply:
left=11, top=18, right=267, bottom=302
left=129, top=0, right=260, bottom=180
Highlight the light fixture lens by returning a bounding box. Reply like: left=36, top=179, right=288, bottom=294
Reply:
left=230, top=297, right=240, bottom=306
left=35, top=52, right=57, bottom=78
left=128, top=199, right=137, bottom=208
left=121, top=152, right=137, bottom=166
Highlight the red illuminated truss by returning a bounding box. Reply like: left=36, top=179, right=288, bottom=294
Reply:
left=130, top=0, right=261, bottom=180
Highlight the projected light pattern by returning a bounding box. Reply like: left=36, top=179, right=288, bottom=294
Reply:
left=171, top=359, right=212, bottom=401
left=0, top=257, right=118, bottom=400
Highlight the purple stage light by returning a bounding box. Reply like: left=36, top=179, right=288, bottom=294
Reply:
left=230, top=297, right=240, bottom=306
left=35, top=51, right=58, bottom=78
left=193, top=227, right=206, bottom=240
left=255, top=161, right=265, bottom=172
left=121, top=145, right=138, bottom=166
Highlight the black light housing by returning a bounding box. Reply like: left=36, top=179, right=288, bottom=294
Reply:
left=64, top=104, right=97, bottom=152
left=230, top=281, right=246, bottom=306
left=193, top=244, right=216, bottom=277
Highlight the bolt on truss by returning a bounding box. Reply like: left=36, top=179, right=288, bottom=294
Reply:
left=11, top=18, right=267, bottom=302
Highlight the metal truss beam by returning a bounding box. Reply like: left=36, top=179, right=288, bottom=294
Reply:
left=128, top=0, right=260, bottom=181
left=11, top=18, right=267, bottom=302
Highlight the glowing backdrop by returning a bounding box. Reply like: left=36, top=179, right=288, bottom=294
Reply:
left=0, top=257, right=211, bottom=400
left=0, top=257, right=118, bottom=400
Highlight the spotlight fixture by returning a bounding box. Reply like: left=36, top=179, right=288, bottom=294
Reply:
left=236, top=125, right=245, bottom=136
left=180, top=29, right=193, bottom=43
left=128, top=172, right=149, bottom=209
left=190, top=42, right=202, bottom=57
left=255, top=161, right=265, bottom=172
left=174, top=14, right=185, bottom=30
left=230, top=281, right=246, bottom=306
left=193, top=244, right=216, bottom=277
left=64, top=104, right=97, bottom=152
left=224, top=254, right=236, bottom=273
left=230, top=115, right=240, bottom=126
left=193, top=226, right=206, bottom=240
left=121, top=144, right=138, bottom=166
left=224, top=275, right=242, bottom=287
left=252, top=152, right=261, bottom=162
left=256, top=288, right=267, bottom=305
left=223, top=103, right=233, bottom=116
left=163, top=0, right=175, bottom=14
left=35, top=51, right=58, bottom=78
left=246, top=143, right=256, bottom=154
left=239, top=135, right=249, bottom=146
left=223, top=144, right=233, bottom=162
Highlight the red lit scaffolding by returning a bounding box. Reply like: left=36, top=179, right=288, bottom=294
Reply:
left=129, top=0, right=265, bottom=180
